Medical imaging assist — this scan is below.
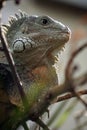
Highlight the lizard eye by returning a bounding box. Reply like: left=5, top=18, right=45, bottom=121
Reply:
left=40, top=17, right=50, bottom=26
left=37, top=16, right=52, bottom=26
left=41, top=18, right=48, bottom=25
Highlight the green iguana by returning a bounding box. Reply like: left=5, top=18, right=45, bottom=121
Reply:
left=0, top=11, right=71, bottom=129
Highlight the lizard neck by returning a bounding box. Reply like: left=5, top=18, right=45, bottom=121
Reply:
left=9, top=54, right=58, bottom=107
left=15, top=56, right=58, bottom=87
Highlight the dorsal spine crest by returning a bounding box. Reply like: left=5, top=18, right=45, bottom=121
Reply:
left=3, top=10, right=28, bottom=34
left=2, top=10, right=29, bottom=47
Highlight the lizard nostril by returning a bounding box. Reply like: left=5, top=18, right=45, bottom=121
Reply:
left=64, top=26, right=71, bottom=34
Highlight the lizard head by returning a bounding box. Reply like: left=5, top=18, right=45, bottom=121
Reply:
left=4, top=11, right=71, bottom=68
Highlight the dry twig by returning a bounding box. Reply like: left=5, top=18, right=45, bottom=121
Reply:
left=57, top=89, right=87, bottom=102
left=0, top=0, right=28, bottom=108
left=65, top=43, right=87, bottom=108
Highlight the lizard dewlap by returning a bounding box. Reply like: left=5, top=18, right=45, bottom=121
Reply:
left=0, top=10, right=71, bottom=128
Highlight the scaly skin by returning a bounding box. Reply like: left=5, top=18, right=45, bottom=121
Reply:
left=0, top=11, right=71, bottom=128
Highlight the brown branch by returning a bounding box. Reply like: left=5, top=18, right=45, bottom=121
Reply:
left=65, top=43, right=87, bottom=80
left=35, top=118, right=50, bottom=130
left=65, top=42, right=87, bottom=108
left=0, top=3, right=28, bottom=108
left=56, top=89, right=87, bottom=102
left=71, top=88, right=87, bottom=108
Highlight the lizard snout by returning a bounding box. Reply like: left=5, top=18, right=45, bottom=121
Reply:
left=63, top=26, right=71, bottom=34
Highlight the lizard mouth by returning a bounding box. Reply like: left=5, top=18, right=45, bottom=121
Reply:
left=48, top=30, right=71, bottom=57
left=49, top=32, right=70, bottom=51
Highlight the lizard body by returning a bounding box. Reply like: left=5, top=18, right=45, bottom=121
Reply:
left=0, top=11, right=70, bottom=127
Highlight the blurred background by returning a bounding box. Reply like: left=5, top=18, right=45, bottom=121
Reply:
left=1, top=0, right=87, bottom=130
